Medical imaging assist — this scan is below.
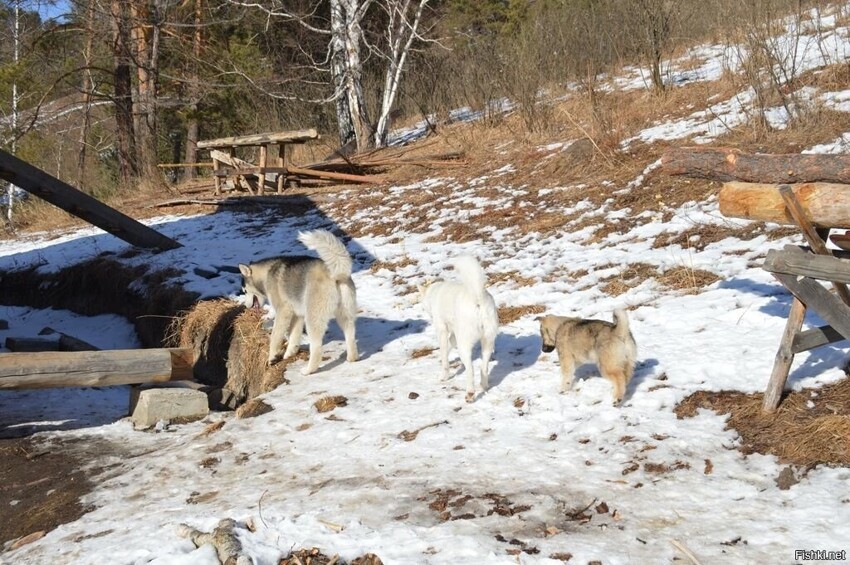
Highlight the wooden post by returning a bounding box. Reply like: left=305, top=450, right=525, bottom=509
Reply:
left=763, top=298, right=806, bottom=412
left=277, top=143, right=286, bottom=194
left=213, top=156, right=222, bottom=195
left=258, top=144, right=268, bottom=196
left=0, top=348, right=194, bottom=390
left=0, top=149, right=180, bottom=250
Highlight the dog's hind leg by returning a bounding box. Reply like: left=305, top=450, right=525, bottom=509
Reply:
left=456, top=337, right=476, bottom=402
left=480, top=336, right=494, bottom=392
left=302, top=316, right=330, bottom=375
left=283, top=317, right=304, bottom=359
left=600, top=358, right=629, bottom=405
left=336, top=310, right=359, bottom=363
left=437, top=328, right=451, bottom=381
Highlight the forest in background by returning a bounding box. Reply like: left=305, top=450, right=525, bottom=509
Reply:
left=0, top=0, right=841, bottom=199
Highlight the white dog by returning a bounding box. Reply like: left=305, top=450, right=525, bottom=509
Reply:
left=419, top=255, right=499, bottom=402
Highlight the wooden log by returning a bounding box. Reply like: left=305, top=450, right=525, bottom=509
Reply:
left=719, top=182, right=850, bottom=228
left=157, top=162, right=214, bottom=168
left=662, top=146, right=850, bottom=183
left=197, top=128, right=318, bottom=149
left=0, top=149, right=181, bottom=251
left=58, top=333, right=100, bottom=352
left=0, top=348, right=194, bottom=390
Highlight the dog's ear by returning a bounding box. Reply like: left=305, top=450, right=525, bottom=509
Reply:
left=238, top=263, right=251, bottom=277
left=534, top=315, right=545, bottom=322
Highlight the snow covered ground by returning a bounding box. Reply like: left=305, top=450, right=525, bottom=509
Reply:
left=4, top=6, right=850, bottom=564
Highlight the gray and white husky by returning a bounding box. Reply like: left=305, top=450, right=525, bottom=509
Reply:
left=238, top=229, right=358, bottom=375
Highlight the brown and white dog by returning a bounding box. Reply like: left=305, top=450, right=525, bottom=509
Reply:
left=538, top=309, right=637, bottom=404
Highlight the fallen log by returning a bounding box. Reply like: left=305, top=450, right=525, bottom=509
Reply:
left=286, top=165, right=376, bottom=184
left=0, top=348, right=194, bottom=390
left=662, top=146, right=850, bottom=184
left=718, top=182, right=850, bottom=228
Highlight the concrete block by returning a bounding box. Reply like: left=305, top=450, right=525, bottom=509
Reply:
left=130, top=387, right=209, bottom=428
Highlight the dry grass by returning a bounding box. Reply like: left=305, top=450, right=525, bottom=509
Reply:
left=599, top=262, right=659, bottom=296
left=653, top=222, right=799, bottom=251
left=675, top=376, right=850, bottom=467
left=657, top=265, right=721, bottom=294
left=411, top=347, right=436, bottom=359
left=314, top=395, right=348, bottom=413
left=169, top=299, right=291, bottom=406
left=498, top=305, right=546, bottom=325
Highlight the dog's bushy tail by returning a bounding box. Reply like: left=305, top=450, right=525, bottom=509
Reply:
left=613, top=309, right=630, bottom=337
left=298, top=229, right=353, bottom=280
left=452, top=255, right=488, bottom=303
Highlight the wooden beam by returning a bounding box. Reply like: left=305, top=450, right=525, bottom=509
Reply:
left=764, top=298, right=806, bottom=412
left=4, top=337, right=60, bottom=353
left=774, top=273, right=850, bottom=339
left=0, top=348, right=194, bottom=390
left=157, top=162, right=214, bottom=168
left=197, top=129, right=318, bottom=149
left=792, top=325, right=846, bottom=354
left=763, top=247, right=850, bottom=284
left=662, top=146, right=850, bottom=183
left=0, top=149, right=180, bottom=251
left=286, top=165, right=376, bottom=184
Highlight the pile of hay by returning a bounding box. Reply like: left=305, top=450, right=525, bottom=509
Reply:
left=676, top=376, right=850, bottom=467
left=169, top=299, right=291, bottom=408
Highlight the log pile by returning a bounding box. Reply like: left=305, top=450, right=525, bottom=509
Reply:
left=661, top=147, right=850, bottom=229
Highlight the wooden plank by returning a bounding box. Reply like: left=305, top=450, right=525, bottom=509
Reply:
left=718, top=182, right=850, bottom=228
left=774, top=273, right=850, bottom=339
left=763, top=247, right=850, bottom=284
left=277, top=144, right=287, bottom=194
left=197, top=128, right=318, bottom=149
left=792, top=325, right=846, bottom=353
left=58, top=333, right=100, bottom=352
left=157, top=162, right=214, bottom=168
left=662, top=146, right=850, bottom=183
left=779, top=184, right=850, bottom=305
left=286, top=165, right=376, bottom=184
left=0, top=348, right=194, bottom=390
left=0, top=149, right=180, bottom=251
left=764, top=298, right=806, bottom=412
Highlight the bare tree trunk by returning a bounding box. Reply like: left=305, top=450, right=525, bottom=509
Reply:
left=330, top=0, right=372, bottom=153
left=131, top=0, right=161, bottom=181
left=182, top=0, right=203, bottom=181
left=111, top=0, right=138, bottom=184
left=374, top=0, right=430, bottom=148
left=76, top=0, right=96, bottom=192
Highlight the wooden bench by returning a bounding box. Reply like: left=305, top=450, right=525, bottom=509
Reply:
left=197, top=128, right=319, bottom=196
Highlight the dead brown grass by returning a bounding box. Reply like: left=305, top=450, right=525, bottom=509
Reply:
left=314, top=395, right=348, bottom=413
left=498, top=305, right=546, bottom=325
left=657, top=265, right=721, bottom=294
left=675, top=376, right=850, bottom=467
left=600, top=263, right=658, bottom=296
left=411, top=347, right=436, bottom=359
left=653, top=222, right=799, bottom=251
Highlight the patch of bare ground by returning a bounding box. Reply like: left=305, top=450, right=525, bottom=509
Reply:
left=411, top=347, right=436, bottom=359
left=675, top=376, right=850, bottom=467
left=653, top=222, right=799, bottom=251
left=716, top=106, right=850, bottom=154
left=599, top=262, right=720, bottom=296
left=0, top=436, right=125, bottom=546
left=498, top=305, right=545, bottom=325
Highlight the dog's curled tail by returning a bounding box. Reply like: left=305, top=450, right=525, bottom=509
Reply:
left=298, top=229, right=353, bottom=280
left=613, top=309, right=630, bottom=337
left=452, top=254, right=488, bottom=302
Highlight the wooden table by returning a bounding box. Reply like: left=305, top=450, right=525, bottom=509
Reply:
left=197, top=128, right=319, bottom=195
